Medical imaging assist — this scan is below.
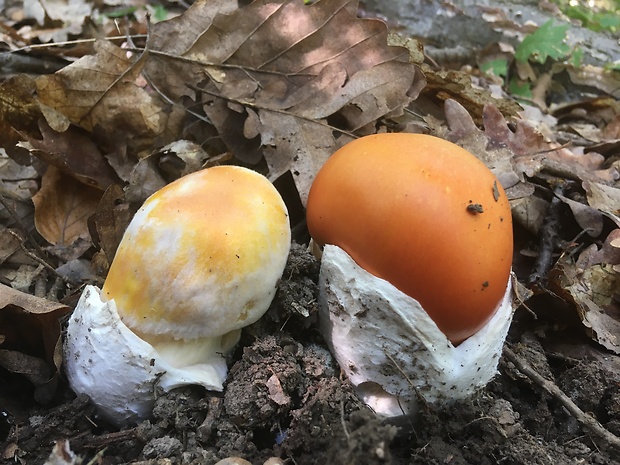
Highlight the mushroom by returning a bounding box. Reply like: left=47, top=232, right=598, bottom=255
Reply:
left=65, top=166, right=291, bottom=425
left=306, top=133, right=514, bottom=417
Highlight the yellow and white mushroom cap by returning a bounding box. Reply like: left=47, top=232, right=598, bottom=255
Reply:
left=65, top=166, right=291, bottom=425
left=103, top=165, right=290, bottom=343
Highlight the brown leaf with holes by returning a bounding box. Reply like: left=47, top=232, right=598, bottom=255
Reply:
left=32, top=166, right=102, bottom=247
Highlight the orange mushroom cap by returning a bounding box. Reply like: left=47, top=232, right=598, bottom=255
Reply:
left=306, top=133, right=513, bottom=344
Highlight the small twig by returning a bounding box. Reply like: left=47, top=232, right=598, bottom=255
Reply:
left=7, top=230, right=75, bottom=287
left=340, top=399, right=350, bottom=440
left=385, top=350, right=428, bottom=411
left=503, top=346, right=620, bottom=452
left=85, top=448, right=107, bottom=465
left=540, top=157, right=610, bottom=185
left=10, top=35, right=147, bottom=53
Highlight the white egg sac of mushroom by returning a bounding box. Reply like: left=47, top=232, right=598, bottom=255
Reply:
left=64, top=286, right=238, bottom=425
left=318, top=245, right=514, bottom=418
left=64, top=166, right=291, bottom=426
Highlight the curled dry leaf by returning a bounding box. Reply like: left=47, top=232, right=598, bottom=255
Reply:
left=445, top=99, right=619, bottom=185
left=555, top=193, right=604, bottom=238
left=0, top=283, right=70, bottom=403
left=576, top=229, right=620, bottom=270
left=584, top=181, right=620, bottom=223
left=441, top=99, right=526, bottom=195
left=32, top=167, right=102, bottom=247
left=422, top=68, right=522, bottom=126
left=566, top=65, right=620, bottom=98
left=550, top=229, right=620, bottom=354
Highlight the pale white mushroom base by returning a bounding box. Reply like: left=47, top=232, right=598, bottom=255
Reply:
left=318, top=245, right=514, bottom=418
left=64, top=286, right=238, bottom=426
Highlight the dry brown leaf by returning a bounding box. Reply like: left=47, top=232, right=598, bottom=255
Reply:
left=28, top=0, right=423, bottom=204
left=0, top=75, right=43, bottom=160
left=0, top=227, right=21, bottom=267
left=584, top=181, right=620, bottom=216
left=566, top=65, right=620, bottom=98
left=555, top=194, right=604, bottom=237
left=510, top=195, right=549, bottom=235
left=25, top=0, right=92, bottom=43
left=143, top=0, right=424, bottom=202
left=576, top=229, right=620, bottom=269
left=550, top=258, right=620, bottom=354
left=0, top=151, right=39, bottom=202
left=266, top=374, right=290, bottom=406
left=35, top=40, right=187, bottom=156
left=89, top=184, right=132, bottom=267
left=259, top=112, right=349, bottom=205
left=32, top=166, right=102, bottom=246
left=444, top=99, right=619, bottom=186
left=440, top=99, right=524, bottom=193
left=421, top=67, right=522, bottom=126
left=27, top=120, right=119, bottom=190
left=159, top=140, right=211, bottom=177
left=125, top=157, right=167, bottom=204
left=0, top=283, right=70, bottom=402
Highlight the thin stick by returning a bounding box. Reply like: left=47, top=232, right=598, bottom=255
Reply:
left=503, top=346, right=620, bottom=452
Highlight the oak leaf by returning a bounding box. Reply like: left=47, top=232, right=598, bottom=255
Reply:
left=144, top=0, right=424, bottom=202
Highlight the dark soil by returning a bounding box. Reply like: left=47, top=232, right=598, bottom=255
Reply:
left=2, top=243, right=620, bottom=465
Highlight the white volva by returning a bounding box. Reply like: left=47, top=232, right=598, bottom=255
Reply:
left=65, top=286, right=234, bottom=425
left=318, top=245, right=514, bottom=417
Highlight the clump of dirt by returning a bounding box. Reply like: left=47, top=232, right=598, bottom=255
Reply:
left=2, top=243, right=620, bottom=464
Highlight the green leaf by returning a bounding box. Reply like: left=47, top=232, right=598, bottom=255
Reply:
left=103, top=6, right=138, bottom=18
left=515, top=21, right=571, bottom=64
left=598, top=14, right=620, bottom=31
left=605, top=61, right=620, bottom=71
left=570, top=47, right=584, bottom=68
left=152, top=5, right=169, bottom=22
left=481, top=58, right=508, bottom=78
left=508, top=78, right=532, bottom=99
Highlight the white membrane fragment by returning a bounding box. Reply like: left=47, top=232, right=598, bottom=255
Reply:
left=318, top=245, right=514, bottom=417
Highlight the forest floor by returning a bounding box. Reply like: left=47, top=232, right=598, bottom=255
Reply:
left=1, top=0, right=620, bottom=464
